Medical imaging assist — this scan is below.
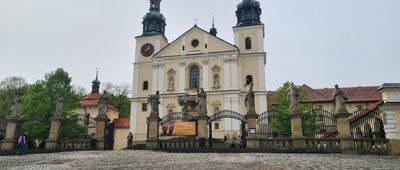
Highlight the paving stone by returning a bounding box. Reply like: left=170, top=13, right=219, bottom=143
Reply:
left=0, top=150, right=399, bottom=170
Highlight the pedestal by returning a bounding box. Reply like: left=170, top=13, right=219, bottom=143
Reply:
left=94, top=116, right=108, bottom=150
left=45, top=117, right=63, bottom=149
left=197, top=115, right=208, bottom=148
left=336, top=112, right=354, bottom=151
left=245, top=112, right=258, bottom=137
left=146, top=114, right=160, bottom=149
left=290, top=113, right=306, bottom=149
left=1, top=117, right=20, bottom=150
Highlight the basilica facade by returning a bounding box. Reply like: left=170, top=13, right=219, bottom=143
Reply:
left=130, top=0, right=267, bottom=143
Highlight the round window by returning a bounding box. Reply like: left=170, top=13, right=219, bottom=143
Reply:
left=191, top=39, right=199, bottom=48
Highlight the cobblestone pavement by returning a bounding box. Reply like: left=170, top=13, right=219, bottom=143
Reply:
left=1, top=150, right=400, bottom=170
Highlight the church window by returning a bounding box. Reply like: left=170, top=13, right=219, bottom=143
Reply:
left=246, top=75, right=253, bottom=85
left=182, top=45, right=185, bottom=51
left=143, top=81, right=149, bottom=90
left=214, top=122, right=220, bottom=130
left=205, top=43, right=208, bottom=49
left=189, top=66, right=200, bottom=89
left=245, top=37, right=252, bottom=50
left=142, top=103, right=148, bottom=112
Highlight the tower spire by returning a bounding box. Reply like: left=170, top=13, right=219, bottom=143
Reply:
left=142, top=0, right=166, bottom=36
left=209, top=14, right=217, bottom=36
left=91, top=68, right=101, bottom=93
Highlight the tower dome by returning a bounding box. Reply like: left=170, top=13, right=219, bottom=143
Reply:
left=142, top=0, right=166, bottom=36
left=235, top=0, right=262, bottom=27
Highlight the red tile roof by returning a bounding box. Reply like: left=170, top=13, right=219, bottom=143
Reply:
left=114, top=118, right=130, bottom=128
left=80, top=92, right=119, bottom=111
left=267, top=85, right=382, bottom=104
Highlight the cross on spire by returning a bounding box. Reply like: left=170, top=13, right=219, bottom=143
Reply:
left=194, top=18, right=198, bottom=26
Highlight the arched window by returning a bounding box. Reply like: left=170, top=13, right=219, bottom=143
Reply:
left=245, top=37, right=252, bottom=50
left=143, top=81, right=148, bottom=90
left=246, top=75, right=253, bottom=85
left=189, top=66, right=200, bottom=89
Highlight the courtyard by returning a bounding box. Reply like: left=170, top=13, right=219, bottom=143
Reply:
left=1, top=150, right=399, bottom=170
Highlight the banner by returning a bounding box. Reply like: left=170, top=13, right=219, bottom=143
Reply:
left=173, top=122, right=196, bottom=136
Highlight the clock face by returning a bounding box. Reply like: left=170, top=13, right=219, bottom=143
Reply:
left=141, top=43, right=154, bottom=57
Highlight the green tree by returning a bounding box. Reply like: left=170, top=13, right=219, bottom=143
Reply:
left=268, top=82, right=314, bottom=137
left=20, top=68, right=87, bottom=141
left=102, top=82, right=131, bottom=117
left=0, top=77, right=28, bottom=119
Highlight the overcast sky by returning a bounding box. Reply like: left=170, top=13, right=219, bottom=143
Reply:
left=0, top=0, right=399, bottom=93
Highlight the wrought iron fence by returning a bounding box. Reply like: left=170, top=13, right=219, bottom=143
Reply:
left=350, top=109, right=386, bottom=139
left=302, top=109, right=338, bottom=139
left=159, top=112, right=197, bottom=140
left=257, top=110, right=291, bottom=138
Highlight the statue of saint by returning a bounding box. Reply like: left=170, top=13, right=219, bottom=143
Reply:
left=55, top=95, right=64, bottom=117
left=84, top=113, right=90, bottom=125
left=287, top=83, right=300, bottom=114
left=150, top=0, right=160, bottom=9
left=213, top=74, right=220, bottom=88
left=148, top=91, right=160, bottom=114
left=245, top=83, right=255, bottom=113
left=99, top=90, right=110, bottom=117
left=11, top=96, right=22, bottom=117
left=332, top=84, right=349, bottom=113
left=169, top=77, right=174, bottom=89
left=197, top=88, right=207, bottom=115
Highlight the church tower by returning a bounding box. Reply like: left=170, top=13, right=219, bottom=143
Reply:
left=233, top=0, right=267, bottom=111
left=233, top=0, right=264, bottom=54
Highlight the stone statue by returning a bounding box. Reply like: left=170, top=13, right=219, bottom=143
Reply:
left=332, top=84, right=349, bottom=113
left=148, top=91, right=160, bottom=114
left=169, top=77, right=174, bottom=89
left=10, top=96, right=22, bottom=118
left=287, top=83, right=300, bottom=114
left=245, top=82, right=255, bottom=113
left=197, top=88, right=207, bottom=116
left=150, top=0, right=160, bottom=9
left=55, top=95, right=64, bottom=118
left=84, top=113, right=90, bottom=125
left=213, top=74, right=220, bottom=88
left=98, top=90, right=110, bottom=117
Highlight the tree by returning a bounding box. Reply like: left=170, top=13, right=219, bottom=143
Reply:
left=268, top=82, right=314, bottom=137
left=20, top=68, right=87, bottom=141
left=102, top=82, right=131, bottom=117
left=0, top=77, right=28, bottom=119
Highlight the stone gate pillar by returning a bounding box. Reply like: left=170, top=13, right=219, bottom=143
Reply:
left=245, top=112, right=259, bottom=148
left=1, top=116, right=20, bottom=150
left=95, top=115, right=108, bottom=150
left=45, top=117, right=63, bottom=149
left=336, top=111, right=354, bottom=151
left=197, top=115, right=208, bottom=148
left=290, top=113, right=306, bottom=149
left=146, top=114, right=160, bottom=149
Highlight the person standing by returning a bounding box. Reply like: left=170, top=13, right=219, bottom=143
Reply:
left=17, top=132, right=28, bottom=155
left=90, top=133, right=97, bottom=149
left=127, top=132, right=133, bottom=149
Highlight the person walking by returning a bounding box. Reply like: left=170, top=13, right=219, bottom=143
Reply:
left=127, top=132, right=133, bottom=149
left=17, top=132, right=28, bottom=155
left=90, top=133, right=97, bottom=149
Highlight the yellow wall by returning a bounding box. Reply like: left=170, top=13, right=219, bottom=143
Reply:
left=114, top=128, right=129, bottom=150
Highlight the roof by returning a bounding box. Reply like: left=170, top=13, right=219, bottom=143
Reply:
left=378, top=83, right=400, bottom=90
left=267, top=85, right=382, bottom=104
left=114, top=118, right=130, bottom=128
left=80, top=92, right=119, bottom=112
left=153, top=25, right=239, bottom=57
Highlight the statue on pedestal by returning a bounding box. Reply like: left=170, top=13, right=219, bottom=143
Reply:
left=148, top=91, right=160, bottom=115
left=245, top=83, right=255, bottom=113
left=197, top=88, right=207, bottom=116
left=10, top=96, right=22, bottom=118
left=332, top=84, right=349, bottom=113
left=98, top=90, right=110, bottom=117
left=55, top=95, right=64, bottom=118
left=287, top=83, right=300, bottom=114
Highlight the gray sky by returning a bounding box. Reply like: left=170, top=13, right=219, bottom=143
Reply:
left=0, top=0, right=399, bottom=93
